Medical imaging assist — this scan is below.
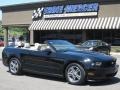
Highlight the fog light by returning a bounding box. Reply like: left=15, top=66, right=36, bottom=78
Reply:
left=88, top=72, right=95, bottom=76
left=95, top=62, right=102, bottom=66
left=91, top=62, right=102, bottom=66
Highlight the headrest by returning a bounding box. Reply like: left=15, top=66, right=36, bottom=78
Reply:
left=17, top=42, right=24, bottom=47
left=24, top=43, right=30, bottom=48
left=34, top=43, right=42, bottom=50
left=35, top=43, right=40, bottom=47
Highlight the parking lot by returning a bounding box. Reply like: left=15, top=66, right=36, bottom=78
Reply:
left=0, top=54, right=120, bottom=90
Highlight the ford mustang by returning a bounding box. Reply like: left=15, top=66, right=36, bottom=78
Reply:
left=2, top=40, right=119, bottom=85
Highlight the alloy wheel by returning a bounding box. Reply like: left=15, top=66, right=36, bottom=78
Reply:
left=66, top=63, right=86, bottom=85
left=9, top=58, right=21, bottom=75
left=67, top=65, right=81, bottom=83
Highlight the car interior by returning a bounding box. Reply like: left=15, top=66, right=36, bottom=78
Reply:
left=17, top=43, right=51, bottom=51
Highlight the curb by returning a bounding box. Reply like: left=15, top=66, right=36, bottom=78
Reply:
left=110, top=52, right=120, bottom=55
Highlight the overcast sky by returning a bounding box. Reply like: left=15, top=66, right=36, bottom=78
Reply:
left=0, top=0, right=48, bottom=20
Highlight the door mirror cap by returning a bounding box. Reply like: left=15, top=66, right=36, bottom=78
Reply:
left=44, top=48, right=52, bottom=55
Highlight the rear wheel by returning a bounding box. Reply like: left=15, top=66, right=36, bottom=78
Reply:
left=9, top=58, right=22, bottom=75
left=65, top=63, right=86, bottom=85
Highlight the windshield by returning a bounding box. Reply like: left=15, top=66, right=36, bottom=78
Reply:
left=47, top=40, right=78, bottom=51
left=81, top=41, right=98, bottom=47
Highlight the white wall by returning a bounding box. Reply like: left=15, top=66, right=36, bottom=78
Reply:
left=0, top=47, right=4, bottom=60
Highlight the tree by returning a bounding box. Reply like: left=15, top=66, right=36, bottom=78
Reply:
left=0, top=21, right=4, bottom=36
left=8, top=26, right=28, bottom=37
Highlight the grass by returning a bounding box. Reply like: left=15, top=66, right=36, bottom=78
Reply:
left=111, top=46, right=120, bottom=52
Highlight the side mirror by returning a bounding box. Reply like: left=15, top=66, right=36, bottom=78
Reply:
left=44, top=48, right=52, bottom=55
left=108, top=44, right=111, bottom=46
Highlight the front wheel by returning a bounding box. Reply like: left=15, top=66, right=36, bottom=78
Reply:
left=65, top=63, right=86, bottom=85
left=9, top=58, right=22, bottom=75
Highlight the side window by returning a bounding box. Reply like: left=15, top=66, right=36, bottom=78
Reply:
left=98, top=42, right=102, bottom=46
left=102, top=42, right=107, bottom=46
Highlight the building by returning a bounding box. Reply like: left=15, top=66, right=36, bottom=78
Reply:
left=0, top=0, right=120, bottom=46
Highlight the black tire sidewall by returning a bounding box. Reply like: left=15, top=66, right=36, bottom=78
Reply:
left=107, top=50, right=110, bottom=55
left=9, top=58, right=22, bottom=75
left=65, top=63, right=86, bottom=85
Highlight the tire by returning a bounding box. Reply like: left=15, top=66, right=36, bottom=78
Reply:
left=106, top=50, right=110, bottom=55
left=9, top=58, right=22, bottom=75
left=65, top=63, right=86, bottom=85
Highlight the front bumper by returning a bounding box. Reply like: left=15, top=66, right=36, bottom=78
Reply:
left=87, top=64, right=119, bottom=80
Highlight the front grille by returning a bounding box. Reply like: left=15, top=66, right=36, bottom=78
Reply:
left=102, top=61, right=116, bottom=67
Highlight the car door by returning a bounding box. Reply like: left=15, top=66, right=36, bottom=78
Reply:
left=22, top=49, right=65, bottom=76
left=22, top=50, right=46, bottom=72
left=36, top=51, right=65, bottom=75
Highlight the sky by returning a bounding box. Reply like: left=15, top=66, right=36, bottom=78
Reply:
left=0, top=0, right=48, bottom=20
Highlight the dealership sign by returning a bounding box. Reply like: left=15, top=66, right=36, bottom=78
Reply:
left=32, top=3, right=99, bottom=19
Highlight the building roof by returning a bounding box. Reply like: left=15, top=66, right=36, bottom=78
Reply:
left=0, top=0, right=62, bottom=11
left=0, top=0, right=120, bottom=12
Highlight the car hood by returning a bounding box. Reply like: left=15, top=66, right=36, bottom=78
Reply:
left=62, top=50, right=114, bottom=61
left=78, top=46, right=91, bottom=50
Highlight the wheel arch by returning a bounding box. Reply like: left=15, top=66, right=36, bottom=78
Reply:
left=8, top=55, right=22, bottom=75
left=63, top=61, right=86, bottom=78
left=7, top=55, right=21, bottom=65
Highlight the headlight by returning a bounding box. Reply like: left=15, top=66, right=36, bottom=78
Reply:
left=91, top=62, right=102, bottom=66
left=89, top=47, right=93, bottom=50
left=84, top=58, right=91, bottom=62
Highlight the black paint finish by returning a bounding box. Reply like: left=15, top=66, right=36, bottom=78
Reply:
left=2, top=40, right=119, bottom=80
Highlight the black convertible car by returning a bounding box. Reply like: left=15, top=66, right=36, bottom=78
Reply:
left=2, top=40, right=119, bottom=85
left=78, top=40, right=111, bottom=55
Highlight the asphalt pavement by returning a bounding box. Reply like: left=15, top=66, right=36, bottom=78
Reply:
left=0, top=54, right=120, bottom=90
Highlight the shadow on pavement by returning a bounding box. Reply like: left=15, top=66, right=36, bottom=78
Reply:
left=87, top=77, right=120, bottom=86
left=24, top=72, right=66, bottom=82
left=22, top=72, right=120, bottom=86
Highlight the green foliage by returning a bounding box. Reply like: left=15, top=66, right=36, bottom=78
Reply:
left=8, top=26, right=28, bottom=36
left=0, top=21, right=28, bottom=37
left=0, top=21, right=4, bottom=36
